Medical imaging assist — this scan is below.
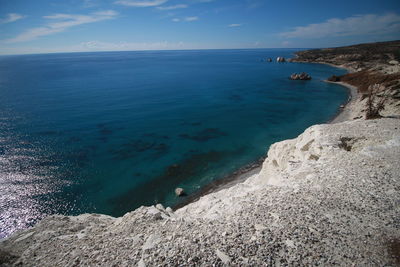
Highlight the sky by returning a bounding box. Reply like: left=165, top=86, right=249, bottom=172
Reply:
left=0, top=0, right=399, bottom=55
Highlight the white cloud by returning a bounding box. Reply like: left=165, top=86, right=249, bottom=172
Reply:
left=157, top=4, right=187, bottom=10
left=280, top=13, right=400, bottom=39
left=82, top=0, right=99, bottom=8
left=0, top=13, right=24, bottom=24
left=0, top=40, right=194, bottom=54
left=171, top=16, right=199, bottom=22
left=93, top=10, right=119, bottom=16
left=115, top=0, right=167, bottom=7
left=184, top=16, right=198, bottom=22
left=4, top=10, right=118, bottom=43
left=78, top=40, right=185, bottom=50
left=228, top=23, right=241, bottom=27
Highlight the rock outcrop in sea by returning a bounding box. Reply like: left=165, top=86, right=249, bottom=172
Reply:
left=276, top=56, right=286, bottom=62
left=174, top=187, right=185, bottom=197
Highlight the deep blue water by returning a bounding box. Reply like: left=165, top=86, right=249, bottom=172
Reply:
left=0, top=49, right=347, bottom=238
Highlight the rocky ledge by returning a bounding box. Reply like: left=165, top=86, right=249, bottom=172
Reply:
left=1, top=117, right=399, bottom=266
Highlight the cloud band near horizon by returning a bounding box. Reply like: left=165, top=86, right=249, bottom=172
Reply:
left=280, top=13, right=400, bottom=39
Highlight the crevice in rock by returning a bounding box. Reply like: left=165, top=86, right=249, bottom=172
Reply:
left=300, top=139, right=315, bottom=152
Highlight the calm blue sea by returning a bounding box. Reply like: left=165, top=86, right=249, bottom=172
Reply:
left=0, top=49, right=347, bottom=238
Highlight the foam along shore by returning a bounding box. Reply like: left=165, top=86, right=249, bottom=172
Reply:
left=1, top=83, right=399, bottom=266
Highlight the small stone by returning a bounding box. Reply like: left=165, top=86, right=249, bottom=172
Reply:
left=285, top=239, right=295, bottom=248
left=155, top=204, right=165, bottom=211
left=254, top=224, right=266, bottom=231
left=142, top=234, right=161, bottom=250
left=146, top=206, right=162, bottom=220
left=216, top=249, right=231, bottom=264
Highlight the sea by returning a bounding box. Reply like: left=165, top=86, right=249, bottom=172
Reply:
left=0, top=49, right=347, bottom=238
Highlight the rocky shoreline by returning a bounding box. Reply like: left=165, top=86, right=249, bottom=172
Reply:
left=1, top=41, right=400, bottom=266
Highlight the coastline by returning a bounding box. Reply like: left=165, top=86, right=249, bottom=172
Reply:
left=327, top=81, right=359, bottom=123
left=290, top=59, right=357, bottom=73
left=174, top=63, right=359, bottom=211
left=3, top=41, right=399, bottom=266
left=173, top=161, right=262, bottom=210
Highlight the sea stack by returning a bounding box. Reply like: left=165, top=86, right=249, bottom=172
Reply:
left=276, top=57, right=286, bottom=62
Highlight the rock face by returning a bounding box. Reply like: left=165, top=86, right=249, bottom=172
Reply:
left=1, top=118, right=399, bottom=266
left=290, top=72, right=312, bottom=80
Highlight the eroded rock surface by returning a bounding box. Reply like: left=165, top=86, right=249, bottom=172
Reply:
left=1, top=118, right=399, bottom=266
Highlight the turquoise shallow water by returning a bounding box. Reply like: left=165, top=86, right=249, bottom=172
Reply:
left=0, top=49, right=347, bottom=238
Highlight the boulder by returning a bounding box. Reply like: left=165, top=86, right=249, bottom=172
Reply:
left=175, top=187, right=185, bottom=197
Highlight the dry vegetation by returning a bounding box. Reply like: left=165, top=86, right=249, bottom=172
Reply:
left=294, top=40, right=400, bottom=118
left=293, top=40, right=400, bottom=67
left=328, top=71, right=400, bottom=94
left=365, top=84, right=391, bottom=119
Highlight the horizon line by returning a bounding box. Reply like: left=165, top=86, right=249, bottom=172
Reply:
left=2, top=39, right=398, bottom=56
left=0, top=47, right=311, bottom=57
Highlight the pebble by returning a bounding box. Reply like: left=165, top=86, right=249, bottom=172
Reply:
left=216, top=249, right=231, bottom=264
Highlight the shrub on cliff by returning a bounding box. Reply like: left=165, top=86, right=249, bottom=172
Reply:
left=365, top=84, right=390, bottom=119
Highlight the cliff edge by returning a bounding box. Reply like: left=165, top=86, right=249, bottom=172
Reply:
left=1, top=118, right=399, bottom=266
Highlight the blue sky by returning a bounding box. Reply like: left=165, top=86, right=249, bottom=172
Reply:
left=0, top=0, right=399, bottom=54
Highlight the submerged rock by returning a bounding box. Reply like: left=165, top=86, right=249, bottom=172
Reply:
left=290, top=72, right=312, bottom=80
